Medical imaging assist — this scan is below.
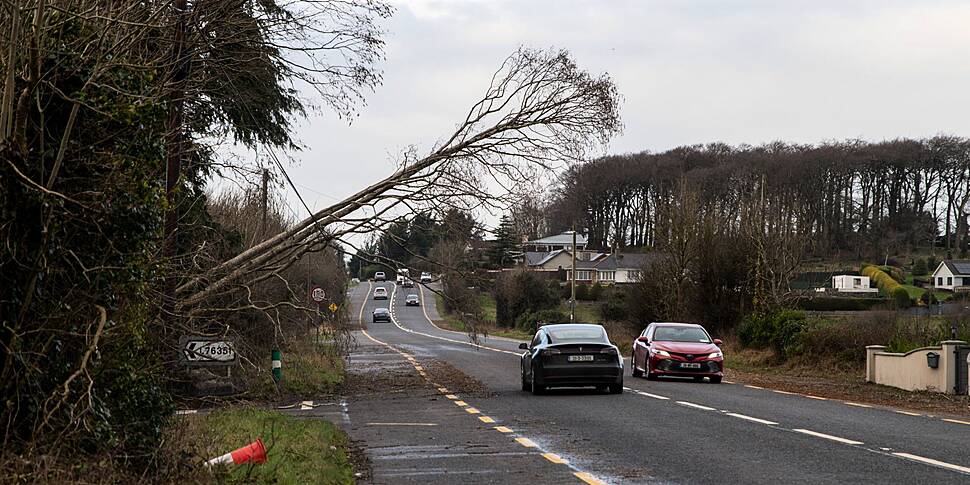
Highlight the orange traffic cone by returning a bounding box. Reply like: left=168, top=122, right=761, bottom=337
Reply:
left=205, top=438, right=267, bottom=467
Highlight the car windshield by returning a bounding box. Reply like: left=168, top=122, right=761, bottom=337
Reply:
left=546, top=327, right=608, bottom=343
left=407, top=295, right=418, bottom=300
left=653, top=326, right=711, bottom=343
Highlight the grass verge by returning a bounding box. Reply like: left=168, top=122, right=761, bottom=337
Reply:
left=174, top=408, right=355, bottom=484
left=247, top=340, right=344, bottom=401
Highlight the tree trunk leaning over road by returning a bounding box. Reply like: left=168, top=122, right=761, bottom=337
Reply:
left=176, top=47, right=622, bottom=312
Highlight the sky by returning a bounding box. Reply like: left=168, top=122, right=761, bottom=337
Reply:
left=274, top=0, right=970, bottom=234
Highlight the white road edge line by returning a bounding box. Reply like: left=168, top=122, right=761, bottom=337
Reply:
left=624, top=388, right=670, bottom=400
left=792, top=428, right=863, bottom=445
left=892, top=452, right=970, bottom=475
left=676, top=401, right=717, bottom=411
left=725, top=413, right=778, bottom=425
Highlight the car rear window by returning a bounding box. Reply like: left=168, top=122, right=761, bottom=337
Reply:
left=653, top=326, right=711, bottom=343
left=546, top=327, right=608, bottom=343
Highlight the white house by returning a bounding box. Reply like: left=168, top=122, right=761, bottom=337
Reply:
left=932, top=260, right=970, bottom=291
left=831, top=275, right=878, bottom=293
left=564, top=253, right=654, bottom=285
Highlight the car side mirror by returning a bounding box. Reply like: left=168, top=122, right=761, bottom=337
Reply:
left=636, top=336, right=650, bottom=343
left=518, top=343, right=529, bottom=350
left=713, top=338, right=723, bottom=346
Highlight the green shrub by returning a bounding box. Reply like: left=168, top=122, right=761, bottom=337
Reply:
left=912, top=258, right=928, bottom=276
left=588, top=283, right=605, bottom=301
left=515, top=309, right=569, bottom=331
left=861, top=264, right=903, bottom=295
left=494, top=270, right=557, bottom=327
left=925, top=256, right=938, bottom=273
left=791, top=313, right=896, bottom=364
left=575, top=283, right=591, bottom=301
left=892, top=287, right=912, bottom=308
left=737, top=310, right=807, bottom=359
left=599, top=289, right=628, bottom=321
left=798, top=297, right=889, bottom=311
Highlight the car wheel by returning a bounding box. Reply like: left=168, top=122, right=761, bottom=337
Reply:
left=631, top=354, right=643, bottom=378
left=530, top=367, right=545, bottom=395
left=645, top=362, right=658, bottom=380
left=608, top=383, right=623, bottom=394
left=710, top=376, right=722, bottom=384
left=521, top=370, right=530, bottom=391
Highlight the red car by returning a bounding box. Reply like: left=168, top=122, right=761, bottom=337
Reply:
left=630, top=322, right=723, bottom=383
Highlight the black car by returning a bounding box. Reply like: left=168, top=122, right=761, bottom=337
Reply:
left=519, top=323, right=623, bottom=394
left=405, top=294, right=420, bottom=306
left=372, top=308, right=391, bottom=323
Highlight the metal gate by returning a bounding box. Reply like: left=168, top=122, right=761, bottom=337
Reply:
left=957, top=346, right=970, bottom=395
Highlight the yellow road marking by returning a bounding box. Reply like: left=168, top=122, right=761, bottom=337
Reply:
left=542, top=453, right=568, bottom=464
left=494, top=426, right=513, bottom=433
left=895, top=410, right=922, bottom=416
left=942, top=418, right=970, bottom=426
left=574, top=472, right=608, bottom=485
left=414, top=365, right=424, bottom=371
left=465, top=407, right=481, bottom=414
left=845, top=402, right=872, bottom=408
left=437, top=387, right=449, bottom=393
left=454, top=400, right=468, bottom=406
left=479, top=416, right=495, bottom=423
left=803, top=395, right=828, bottom=400
left=515, top=437, right=537, bottom=448
left=445, top=394, right=458, bottom=400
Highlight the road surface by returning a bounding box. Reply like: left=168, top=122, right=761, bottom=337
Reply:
left=344, top=281, right=970, bottom=484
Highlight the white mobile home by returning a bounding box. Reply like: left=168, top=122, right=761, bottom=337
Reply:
left=831, top=275, right=878, bottom=293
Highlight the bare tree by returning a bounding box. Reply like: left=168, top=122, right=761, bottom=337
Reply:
left=176, top=47, right=622, bottom=314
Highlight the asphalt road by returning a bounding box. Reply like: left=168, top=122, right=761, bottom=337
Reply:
left=349, top=281, right=970, bottom=484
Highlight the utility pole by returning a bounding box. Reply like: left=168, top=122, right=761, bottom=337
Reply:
left=260, top=168, right=269, bottom=237
left=570, top=225, right=577, bottom=322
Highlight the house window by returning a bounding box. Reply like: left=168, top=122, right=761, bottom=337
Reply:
left=853, top=278, right=862, bottom=287
left=947, top=277, right=953, bottom=286
left=575, top=270, right=592, bottom=281
left=938, top=277, right=944, bottom=286
left=628, top=270, right=642, bottom=281
left=599, top=271, right=615, bottom=281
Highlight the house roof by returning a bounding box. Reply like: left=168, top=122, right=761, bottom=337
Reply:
left=526, top=231, right=588, bottom=247
left=524, top=250, right=566, bottom=267
left=942, top=260, right=970, bottom=275
left=572, top=252, right=657, bottom=271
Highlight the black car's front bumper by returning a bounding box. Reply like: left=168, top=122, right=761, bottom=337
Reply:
left=372, top=316, right=391, bottom=322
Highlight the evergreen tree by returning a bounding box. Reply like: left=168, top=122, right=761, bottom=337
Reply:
left=490, top=215, right=519, bottom=268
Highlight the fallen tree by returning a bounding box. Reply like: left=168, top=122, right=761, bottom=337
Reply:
left=176, top=47, right=622, bottom=314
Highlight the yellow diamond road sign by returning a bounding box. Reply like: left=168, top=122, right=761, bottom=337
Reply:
left=328, top=303, right=338, bottom=313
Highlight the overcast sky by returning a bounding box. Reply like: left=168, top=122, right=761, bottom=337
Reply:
left=276, top=0, right=970, bottom=231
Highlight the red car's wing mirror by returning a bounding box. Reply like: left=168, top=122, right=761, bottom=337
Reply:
left=713, top=338, right=723, bottom=346
left=636, top=336, right=650, bottom=343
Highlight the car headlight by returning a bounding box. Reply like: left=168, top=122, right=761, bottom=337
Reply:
left=708, top=351, right=723, bottom=359
left=654, top=349, right=670, bottom=357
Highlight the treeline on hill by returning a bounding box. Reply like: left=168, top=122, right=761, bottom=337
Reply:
left=548, top=137, right=970, bottom=258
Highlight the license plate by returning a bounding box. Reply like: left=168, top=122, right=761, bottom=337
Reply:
left=568, top=355, right=594, bottom=362
left=681, top=362, right=702, bottom=369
